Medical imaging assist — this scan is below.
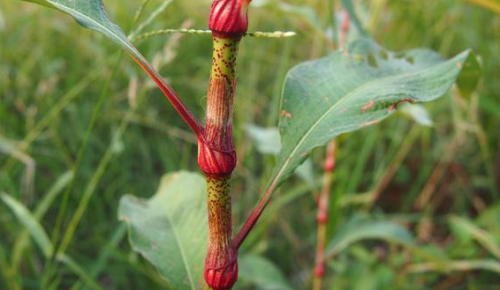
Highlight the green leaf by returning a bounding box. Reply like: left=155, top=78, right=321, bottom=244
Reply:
left=1, top=193, right=53, bottom=258
left=269, top=39, right=478, bottom=192
left=118, top=172, right=207, bottom=290
left=239, top=255, right=294, bottom=290
left=326, top=216, right=416, bottom=257
left=17, top=0, right=151, bottom=68
left=21, top=0, right=130, bottom=49
left=456, top=53, right=481, bottom=98
left=12, top=171, right=74, bottom=269
left=449, top=215, right=500, bottom=260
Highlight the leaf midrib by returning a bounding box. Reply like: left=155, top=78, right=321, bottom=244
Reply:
left=163, top=199, right=196, bottom=290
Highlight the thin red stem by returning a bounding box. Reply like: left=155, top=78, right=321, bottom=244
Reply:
left=131, top=55, right=204, bottom=136
left=313, top=11, right=348, bottom=289
left=339, top=10, right=350, bottom=48
left=233, top=182, right=274, bottom=249
left=313, top=140, right=336, bottom=290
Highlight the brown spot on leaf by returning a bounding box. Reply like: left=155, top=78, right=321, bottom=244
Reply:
left=367, top=53, right=378, bottom=68
left=361, top=100, right=375, bottom=113
left=361, top=119, right=379, bottom=126
left=388, top=97, right=417, bottom=112
left=378, top=50, right=389, bottom=60
left=353, top=54, right=364, bottom=62
left=281, top=110, right=292, bottom=118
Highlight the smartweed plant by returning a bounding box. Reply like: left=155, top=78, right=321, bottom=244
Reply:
left=10, top=0, right=480, bottom=289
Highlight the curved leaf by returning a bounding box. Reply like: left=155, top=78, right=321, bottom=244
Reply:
left=326, top=216, right=416, bottom=257
left=449, top=215, right=500, bottom=260
left=118, top=172, right=208, bottom=290
left=1, top=193, right=53, bottom=258
left=20, top=0, right=132, bottom=54
left=269, top=39, right=478, bottom=192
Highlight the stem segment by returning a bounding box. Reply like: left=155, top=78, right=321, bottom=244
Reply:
left=198, top=37, right=239, bottom=178
left=200, top=36, right=241, bottom=290
left=205, top=177, right=238, bottom=290
left=313, top=140, right=336, bottom=290
left=202, top=1, right=251, bottom=287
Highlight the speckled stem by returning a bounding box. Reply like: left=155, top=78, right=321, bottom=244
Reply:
left=201, top=37, right=241, bottom=290
left=198, top=37, right=240, bottom=178
left=205, top=177, right=237, bottom=290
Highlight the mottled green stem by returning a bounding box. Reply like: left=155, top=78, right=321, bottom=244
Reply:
left=205, top=37, right=238, bottom=153
left=201, top=36, right=241, bottom=290
left=198, top=37, right=240, bottom=178
left=205, top=177, right=237, bottom=290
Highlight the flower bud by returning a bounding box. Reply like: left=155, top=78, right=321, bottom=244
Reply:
left=209, top=0, right=251, bottom=38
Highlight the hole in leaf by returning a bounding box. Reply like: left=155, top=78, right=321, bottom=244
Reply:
left=395, top=52, right=405, bottom=59
left=367, top=53, right=378, bottom=68
left=353, top=54, right=364, bottom=62
left=378, top=50, right=389, bottom=60
left=405, top=56, right=415, bottom=64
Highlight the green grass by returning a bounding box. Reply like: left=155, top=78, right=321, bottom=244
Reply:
left=1, top=0, right=499, bottom=289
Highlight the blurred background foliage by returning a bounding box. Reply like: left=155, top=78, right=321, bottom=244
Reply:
left=0, top=0, right=499, bottom=289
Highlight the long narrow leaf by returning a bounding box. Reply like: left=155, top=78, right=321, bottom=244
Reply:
left=1, top=193, right=53, bottom=258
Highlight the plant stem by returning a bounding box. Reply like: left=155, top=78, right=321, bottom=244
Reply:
left=201, top=36, right=241, bottom=290
left=312, top=11, right=347, bottom=289
left=233, top=179, right=274, bottom=249
left=131, top=55, right=204, bottom=136
left=205, top=177, right=238, bottom=290
left=198, top=37, right=239, bottom=178
left=313, top=140, right=336, bottom=290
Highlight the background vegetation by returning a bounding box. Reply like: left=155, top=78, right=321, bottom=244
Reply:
left=0, top=0, right=499, bottom=289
